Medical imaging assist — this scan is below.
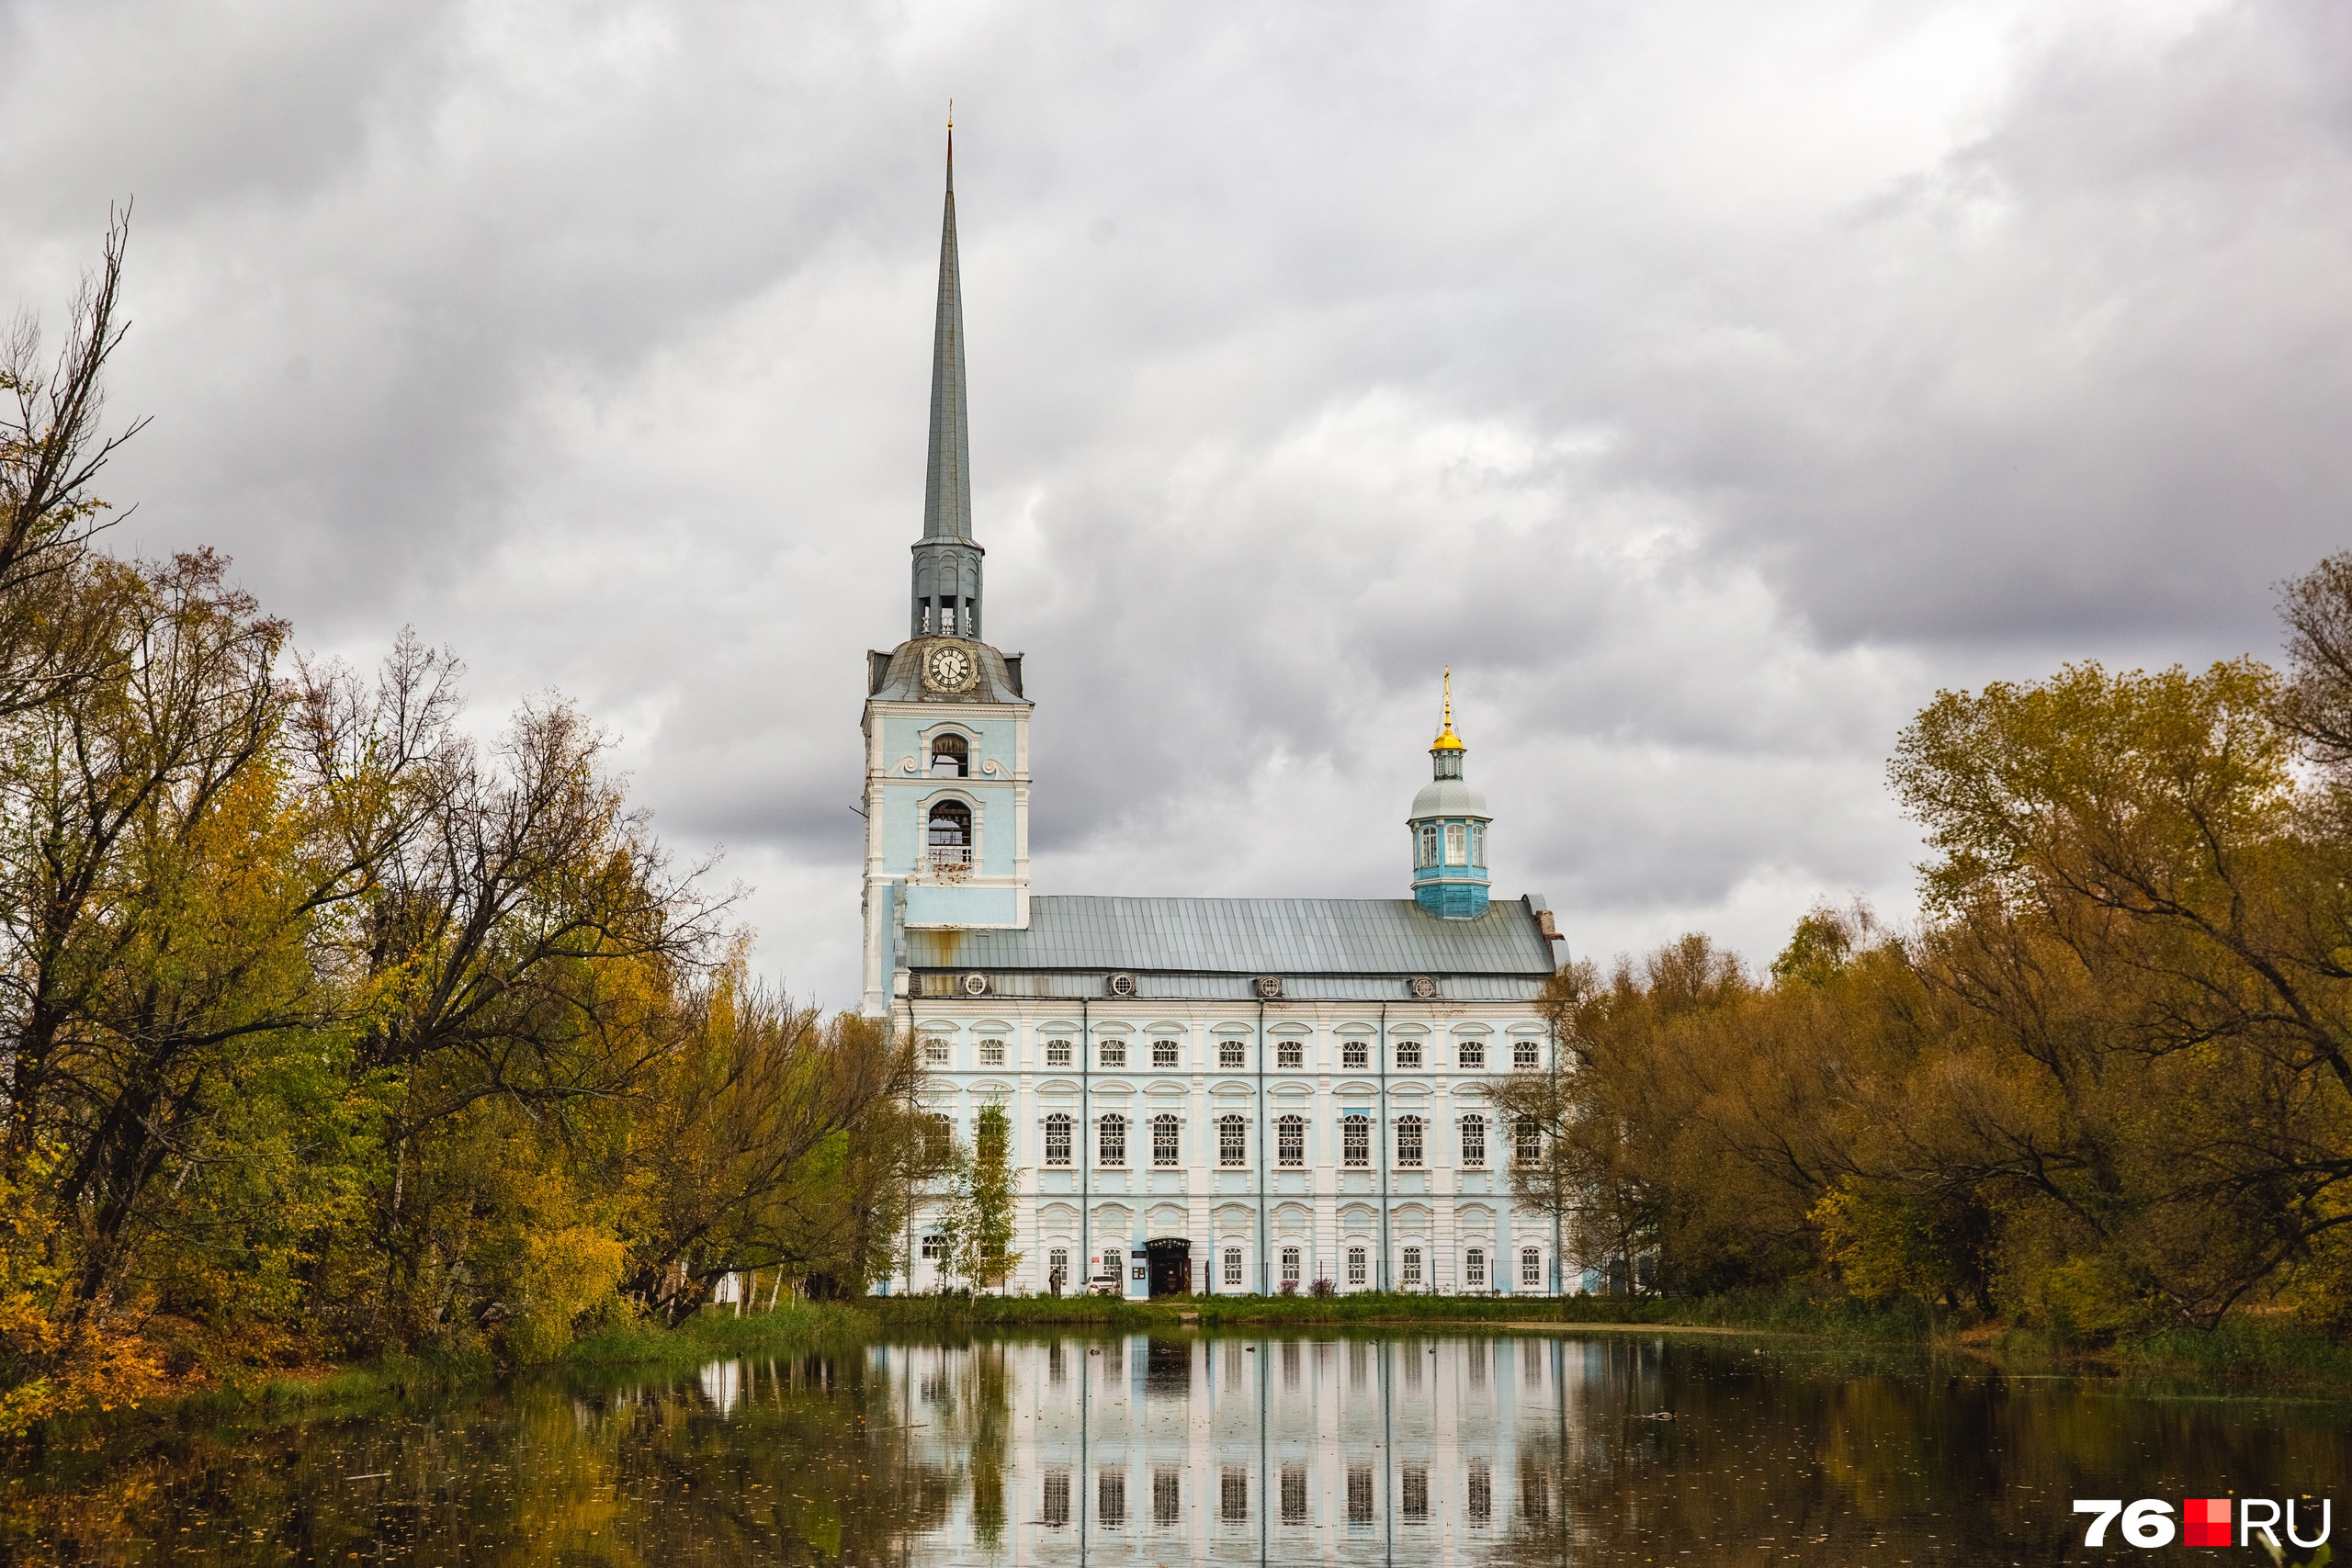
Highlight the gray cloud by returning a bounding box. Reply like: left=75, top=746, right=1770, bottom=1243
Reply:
left=0, top=0, right=2335, bottom=1003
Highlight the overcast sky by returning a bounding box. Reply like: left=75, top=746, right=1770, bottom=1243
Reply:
left=5, top=0, right=2347, bottom=1006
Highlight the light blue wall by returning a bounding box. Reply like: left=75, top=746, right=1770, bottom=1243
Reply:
left=906, top=885, right=1020, bottom=926
left=877, top=712, right=1023, bottom=880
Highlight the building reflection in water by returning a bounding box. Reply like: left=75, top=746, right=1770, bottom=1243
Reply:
left=862, top=1336, right=1574, bottom=1563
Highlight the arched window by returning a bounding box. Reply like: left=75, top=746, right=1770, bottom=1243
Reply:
left=1444, top=823, right=1468, bottom=865
left=1418, top=824, right=1440, bottom=867
left=1515, top=1115, right=1543, bottom=1166
left=931, top=733, right=969, bottom=777
left=927, top=800, right=972, bottom=868
left=1217, top=1115, right=1248, bottom=1167
left=1276, top=1114, right=1306, bottom=1168
left=1395, top=1114, right=1425, bottom=1168
left=1460, top=1114, right=1487, bottom=1168
left=1151, top=1113, right=1181, bottom=1168
left=1044, top=1113, right=1072, bottom=1167
left=1340, top=1113, right=1370, bottom=1168
left=1521, top=1247, right=1543, bottom=1288
left=1465, top=1247, right=1487, bottom=1290
left=1469, top=821, right=1486, bottom=865
left=1098, top=1114, right=1127, bottom=1168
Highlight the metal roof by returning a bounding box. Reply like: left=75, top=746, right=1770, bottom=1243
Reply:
left=903, top=896, right=1557, bottom=977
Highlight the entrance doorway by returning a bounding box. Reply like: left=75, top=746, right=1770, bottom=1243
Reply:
left=1146, top=1237, right=1192, bottom=1297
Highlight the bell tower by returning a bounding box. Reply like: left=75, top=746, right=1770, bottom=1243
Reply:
left=860, top=123, right=1033, bottom=1017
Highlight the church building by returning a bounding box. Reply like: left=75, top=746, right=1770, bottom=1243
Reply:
left=863, top=138, right=1569, bottom=1297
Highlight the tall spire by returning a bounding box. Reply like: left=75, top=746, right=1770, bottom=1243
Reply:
left=922, top=112, right=972, bottom=544
left=910, top=111, right=984, bottom=639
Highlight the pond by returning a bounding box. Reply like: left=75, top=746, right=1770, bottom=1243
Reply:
left=4, top=1331, right=2346, bottom=1563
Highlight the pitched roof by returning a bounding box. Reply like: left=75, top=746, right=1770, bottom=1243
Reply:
left=903, top=895, right=1556, bottom=978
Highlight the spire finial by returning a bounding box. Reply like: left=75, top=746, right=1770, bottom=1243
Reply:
left=946, top=100, right=954, bottom=192
left=1433, top=667, right=1464, bottom=751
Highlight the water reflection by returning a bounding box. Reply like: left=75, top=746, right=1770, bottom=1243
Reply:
left=4, top=1333, right=2348, bottom=1564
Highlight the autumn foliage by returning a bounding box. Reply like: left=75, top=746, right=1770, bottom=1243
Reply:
left=0, top=221, right=931, bottom=1431
left=1502, top=568, right=2352, bottom=1345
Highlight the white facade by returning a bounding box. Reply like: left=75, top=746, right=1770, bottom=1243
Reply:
left=888, top=1002, right=1566, bottom=1298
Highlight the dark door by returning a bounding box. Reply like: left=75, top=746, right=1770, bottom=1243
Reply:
left=1146, top=1238, right=1192, bottom=1297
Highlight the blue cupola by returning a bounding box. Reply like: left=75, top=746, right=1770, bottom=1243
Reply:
left=1408, top=671, right=1492, bottom=919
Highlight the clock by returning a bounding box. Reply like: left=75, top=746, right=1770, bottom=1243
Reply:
left=922, top=641, right=978, bottom=693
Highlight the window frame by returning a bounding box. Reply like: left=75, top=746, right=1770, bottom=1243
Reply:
left=1460, top=1113, right=1487, bottom=1168
left=1457, top=1039, right=1485, bottom=1070
left=1276, top=1038, right=1304, bottom=1068
left=979, top=1037, right=1005, bottom=1066
left=1150, top=1039, right=1180, bottom=1068
left=1347, top=1246, right=1368, bottom=1287
left=1512, top=1039, right=1542, bottom=1069
left=1418, top=823, right=1440, bottom=867
left=1151, top=1112, right=1181, bottom=1168
left=1099, top=1039, right=1126, bottom=1069
left=1275, top=1113, right=1306, bottom=1168
left=1521, top=1247, right=1542, bottom=1288
left=1395, top=1039, right=1422, bottom=1070
left=1395, top=1113, right=1425, bottom=1168
left=1341, top=1039, right=1369, bottom=1069
left=1340, top=1113, right=1370, bottom=1168
left=1217, top=1040, right=1247, bottom=1069
left=1444, top=822, right=1468, bottom=865
left=1216, top=1114, right=1248, bottom=1168
left=1046, top=1038, right=1072, bottom=1066
left=1464, top=1247, right=1487, bottom=1290
left=922, top=1037, right=950, bottom=1066
left=1044, top=1112, right=1072, bottom=1168
left=1098, top=1113, right=1128, bottom=1168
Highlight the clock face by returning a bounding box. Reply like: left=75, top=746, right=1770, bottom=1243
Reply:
left=923, top=642, right=977, bottom=693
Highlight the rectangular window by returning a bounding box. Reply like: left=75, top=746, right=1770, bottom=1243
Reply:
left=1221, top=1467, right=1249, bottom=1523
left=1418, top=824, right=1440, bottom=867
left=1396, top=1117, right=1424, bottom=1168
left=979, top=1038, right=1004, bottom=1066
left=1401, top=1246, right=1423, bottom=1288
left=1049, top=1247, right=1069, bottom=1292
left=921, top=1233, right=944, bottom=1259
left=1223, top=1247, right=1243, bottom=1288
left=1276, top=1039, right=1303, bottom=1068
left=1461, top=1116, right=1486, bottom=1168
left=1521, top=1247, right=1543, bottom=1288
left=1457, top=1040, right=1484, bottom=1069
left=1395, top=1039, right=1422, bottom=1069
left=1347, top=1246, right=1367, bottom=1287
left=1217, top=1116, right=1247, bottom=1167
left=1218, top=1040, right=1247, bottom=1068
left=1151, top=1039, right=1180, bottom=1067
left=1347, top=1464, right=1374, bottom=1525
left=1341, top=1039, right=1368, bottom=1069
left=1046, top=1038, right=1072, bottom=1066
left=1152, top=1115, right=1180, bottom=1168
left=1520, top=1458, right=1550, bottom=1521
left=1465, top=1247, right=1487, bottom=1289
left=1281, top=1247, right=1301, bottom=1285
left=1044, top=1114, right=1072, bottom=1167
left=1444, top=822, right=1467, bottom=864
left=1153, top=1468, right=1181, bottom=1527
left=1100, top=1117, right=1126, bottom=1168
left=1281, top=1463, right=1307, bottom=1525
left=1467, top=1460, right=1491, bottom=1522
left=1276, top=1117, right=1305, bottom=1168
left=1516, top=1116, right=1542, bottom=1166
left=1043, top=1470, right=1070, bottom=1528
left=1100, top=1040, right=1125, bottom=1068
left=1099, top=1470, right=1126, bottom=1529
left=1402, top=1465, right=1429, bottom=1520
left=1513, top=1039, right=1541, bottom=1069
left=923, top=1038, right=950, bottom=1066
left=1341, top=1115, right=1369, bottom=1168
